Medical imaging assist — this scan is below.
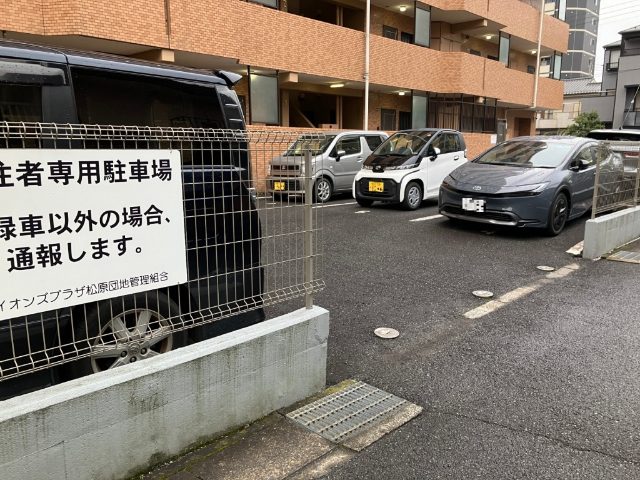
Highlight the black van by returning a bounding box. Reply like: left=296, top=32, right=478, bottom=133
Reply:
left=0, top=40, right=264, bottom=398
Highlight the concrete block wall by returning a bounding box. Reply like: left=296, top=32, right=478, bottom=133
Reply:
left=583, top=206, right=640, bottom=259
left=0, top=307, right=330, bottom=480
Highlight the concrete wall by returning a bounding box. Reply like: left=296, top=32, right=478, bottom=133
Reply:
left=0, top=306, right=330, bottom=480
left=581, top=95, right=615, bottom=123
left=583, top=206, right=640, bottom=259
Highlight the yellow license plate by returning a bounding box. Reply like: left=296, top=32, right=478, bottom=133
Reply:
left=369, top=181, right=384, bottom=193
left=274, top=182, right=285, bottom=191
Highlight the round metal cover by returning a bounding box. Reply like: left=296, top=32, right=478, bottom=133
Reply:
left=374, top=327, right=399, bottom=339
left=537, top=265, right=555, bottom=272
left=472, top=290, right=494, bottom=299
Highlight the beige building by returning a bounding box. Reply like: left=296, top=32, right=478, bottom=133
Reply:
left=536, top=77, right=601, bottom=134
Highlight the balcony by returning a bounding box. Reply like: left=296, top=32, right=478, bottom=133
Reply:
left=606, top=62, right=619, bottom=71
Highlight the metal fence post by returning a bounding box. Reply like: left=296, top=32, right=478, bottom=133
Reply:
left=635, top=156, right=640, bottom=208
left=304, top=148, right=313, bottom=309
left=591, top=143, right=604, bottom=219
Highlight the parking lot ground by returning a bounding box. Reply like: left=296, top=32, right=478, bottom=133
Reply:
left=148, top=197, right=640, bottom=479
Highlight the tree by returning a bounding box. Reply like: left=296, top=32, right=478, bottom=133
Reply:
left=562, top=110, right=604, bottom=137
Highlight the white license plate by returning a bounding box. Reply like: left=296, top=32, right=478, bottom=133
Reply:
left=462, top=198, right=485, bottom=212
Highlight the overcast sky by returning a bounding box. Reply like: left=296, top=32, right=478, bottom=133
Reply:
left=594, top=0, right=640, bottom=81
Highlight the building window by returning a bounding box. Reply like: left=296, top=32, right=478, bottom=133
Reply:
left=381, top=109, right=396, bottom=130
left=249, top=72, right=279, bottom=125
left=552, top=52, right=562, bottom=80
left=590, top=38, right=595, bottom=46
left=383, top=25, right=398, bottom=40
left=527, top=65, right=536, bottom=74
left=499, top=33, right=510, bottom=67
left=487, top=55, right=498, bottom=61
left=414, top=3, right=431, bottom=48
left=412, top=91, right=428, bottom=129
left=427, top=93, right=497, bottom=133
left=470, top=49, right=481, bottom=56
left=399, top=111, right=412, bottom=130
left=248, top=0, right=278, bottom=7
left=401, top=32, right=414, bottom=44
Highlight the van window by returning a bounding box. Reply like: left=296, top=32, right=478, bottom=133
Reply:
left=71, top=68, right=226, bottom=128
left=0, top=84, right=42, bottom=122
left=365, top=135, right=384, bottom=150
left=337, top=136, right=361, bottom=155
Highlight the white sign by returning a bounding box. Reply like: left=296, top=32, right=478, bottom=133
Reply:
left=490, top=135, right=497, bottom=144
left=0, top=150, right=186, bottom=321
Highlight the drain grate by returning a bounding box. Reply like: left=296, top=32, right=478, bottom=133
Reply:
left=286, top=381, right=409, bottom=443
left=608, top=250, right=640, bottom=264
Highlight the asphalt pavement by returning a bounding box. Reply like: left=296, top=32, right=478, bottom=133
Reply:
left=264, top=194, right=640, bottom=479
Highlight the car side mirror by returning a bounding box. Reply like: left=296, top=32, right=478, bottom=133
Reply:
left=578, top=159, right=590, bottom=170
left=427, top=146, right=440, bottom=160
left=335, top=149, right=346, bottom=161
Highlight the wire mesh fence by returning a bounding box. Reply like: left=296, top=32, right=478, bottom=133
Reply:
left=592, top=141, right=640, bottom=218
left=0, top=122, right=324, bottom=381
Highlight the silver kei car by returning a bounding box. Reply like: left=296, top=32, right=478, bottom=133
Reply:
left=439, top=136, right=624, bottom=236
left=266, top=131, right=388, bottom=202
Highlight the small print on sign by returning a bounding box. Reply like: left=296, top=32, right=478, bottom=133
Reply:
left=0, top=150, right=187, bottom=321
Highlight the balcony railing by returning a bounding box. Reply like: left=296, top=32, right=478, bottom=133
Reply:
left=606, top=62, right=619, bottom=71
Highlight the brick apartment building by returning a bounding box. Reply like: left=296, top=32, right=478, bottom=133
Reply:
left=0, top=0, right=568, bottom=157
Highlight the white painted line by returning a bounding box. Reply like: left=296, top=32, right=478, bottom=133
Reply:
left=355, top=211, right=370, bottom=214
left=267, top=202, right=277, bottom=205
left=464, top=263, right=580, bottom=320
left=567, top=240, right=584, bottom=256
left=313, top=201, right=358, bottom=209
left=410, top=214, right=443, bottom=222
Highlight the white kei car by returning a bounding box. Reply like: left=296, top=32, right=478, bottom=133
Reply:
left=353, top=129, right=467, bottom=210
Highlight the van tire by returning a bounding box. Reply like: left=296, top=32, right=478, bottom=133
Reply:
left=61, top=292, right=187, bottom=379
left=402, top=182, right=422, bottom=211
left=314, top=177, right=333, bottom=203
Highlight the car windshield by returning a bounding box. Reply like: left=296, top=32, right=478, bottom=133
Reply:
left=283, top=135, right=337, bottom=156
left=373, top=131, right=435, bottom=156
left=474, top=141, right=573, bottom=168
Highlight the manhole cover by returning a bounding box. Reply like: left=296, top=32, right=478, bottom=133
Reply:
left=287, top=381, right=409, bottom=443
left=374, top=327, right=399, bottom=339
left=536, top=265, right=555, bottom=272
left=473, top=290, right=493, bottom=298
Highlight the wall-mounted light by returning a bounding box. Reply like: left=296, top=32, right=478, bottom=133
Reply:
left=399, top=91, right=406, bottom=96
left=486, top=35, right=492, bottom=40
left=399, top=5, right=407, bottom=12
left=531, top=50, right=537, bottom=54
left=330, top=83, right=345, bottom=88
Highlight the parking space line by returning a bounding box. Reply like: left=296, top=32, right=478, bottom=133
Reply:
left=567, top=240, right=584, bottom=256
left=313, top=202, right=358, bottom=209
left=410, top=214, right=443, bottom=222
left=463, top=263, right=580, bottom=319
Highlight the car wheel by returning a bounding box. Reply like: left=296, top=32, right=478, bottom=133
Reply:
left=401, top=181, right=422, bottom=211
left=546, top=192, right=569, bottom=236
left=62, top=291, right=187, bottom=379
left=356, top=198, right=374, bottom=207
left=314, top=177, right=333, bottom=203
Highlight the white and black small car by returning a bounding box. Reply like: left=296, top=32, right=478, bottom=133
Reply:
left=353, top=129, right=466, bottom=210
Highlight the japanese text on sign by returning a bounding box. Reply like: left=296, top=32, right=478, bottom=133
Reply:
left=0, top=150, right=186, bottom=321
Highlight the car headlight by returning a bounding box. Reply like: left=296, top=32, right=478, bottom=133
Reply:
left=386, top=164, right=418, bottom=170
left=441, top=176, right=456, bottom=190
left=362, top=165, right=373, bottom=170
left=499, top=182, right=549, bottom=196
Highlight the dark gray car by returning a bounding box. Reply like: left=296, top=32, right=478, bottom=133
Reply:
left=438, top=136, right=624, bottom=236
